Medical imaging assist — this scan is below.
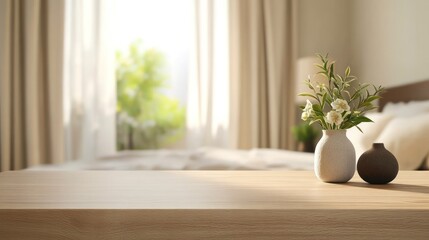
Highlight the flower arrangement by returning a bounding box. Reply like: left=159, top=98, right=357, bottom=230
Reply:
left=299, top=54, right=384, bottom=132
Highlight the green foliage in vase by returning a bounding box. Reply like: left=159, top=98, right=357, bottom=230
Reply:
left=116, top=40, right=185, bottom=150
left=298, top=54, right=384, bottom=132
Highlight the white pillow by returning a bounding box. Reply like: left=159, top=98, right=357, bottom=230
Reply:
left=375, top=114, right=429, bottom=170
left=347, top=113, right=394, bottom=159
left=383, top=100, right=429, bottom=116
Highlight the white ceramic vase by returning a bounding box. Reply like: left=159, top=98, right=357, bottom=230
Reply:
left=314, top=130, right=356, bottom=183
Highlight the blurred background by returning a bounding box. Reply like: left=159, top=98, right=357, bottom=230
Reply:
left=1, top=0, right=429, bottom=170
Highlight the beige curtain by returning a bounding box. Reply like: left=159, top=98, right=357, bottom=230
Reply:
left=230, top=0, right=297, bottom=149
left=0, top=0, right=65, bottom=171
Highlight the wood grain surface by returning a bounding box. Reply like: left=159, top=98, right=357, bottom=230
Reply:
left=0, top=171, right=428, bottom=239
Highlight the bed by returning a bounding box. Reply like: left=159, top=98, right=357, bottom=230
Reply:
left=29, top=80, right=429, bottom=171
left=28, top=148, right=315, bottom=171
left=351, top=79, right=429, bottom=170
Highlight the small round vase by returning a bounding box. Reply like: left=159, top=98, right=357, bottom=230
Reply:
left=314, top=130, right=356, bottom=183
left=357, top=143, right=398, bottom=184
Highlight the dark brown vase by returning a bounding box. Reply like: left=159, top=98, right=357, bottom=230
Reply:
left=357, top=143, right=399, bottom=184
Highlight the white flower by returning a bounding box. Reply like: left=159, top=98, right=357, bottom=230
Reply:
left=331, top=99, right=350, bottom=113
left=301, top=100, right=313, bottom=121
left=301, top=111, right=310, bottom=121
left=326, top=110, right=343, bottom=126
left=303, top=99, right=312, bottom=112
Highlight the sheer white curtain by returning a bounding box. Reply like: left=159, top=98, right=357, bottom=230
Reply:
left=187, top=0, right=230, bottom=148
left=63, top=0, right=116, bottom=161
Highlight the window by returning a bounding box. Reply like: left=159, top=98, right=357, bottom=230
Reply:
left=114, top=0, right=194, bottom=150
left=63, top=0, right=229, bottom=161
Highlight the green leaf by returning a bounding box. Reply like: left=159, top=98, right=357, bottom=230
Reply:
left=363, top=106, right=378, bottom=112
left=355, top=116, right=373, bottom=123
left=321, top=92, right=327, bottom=109
left=317, top=72, right=329, bottom=78
left=345, top=66, right=350, bottom=77
left=312, top=104, right=323, bottom=114
left=298, top=92, right=318, bottom=100
left=359, top=101, right=373, bottom=108
left=355, top=125, right=363, bottom=133
left=350, top=84, right=370, bottom=101
left=365, top=95, right=380, bottom=103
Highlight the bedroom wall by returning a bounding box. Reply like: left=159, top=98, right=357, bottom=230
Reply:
left=350, top=0, right=429, bottom=88
left=297, top=0, right=351, bottom=72
left=298, top=0, right=429, bottom=88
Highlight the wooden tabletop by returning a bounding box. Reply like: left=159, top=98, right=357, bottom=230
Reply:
left=0, top=170, right=428, bottom=210
left=0, top=171, right=428, bottom=239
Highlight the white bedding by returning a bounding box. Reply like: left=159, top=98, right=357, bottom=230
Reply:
left=28, top=148, right=314, bottom=171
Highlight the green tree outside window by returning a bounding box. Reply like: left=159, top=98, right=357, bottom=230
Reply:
left=116, top=40, right=185, bottom=150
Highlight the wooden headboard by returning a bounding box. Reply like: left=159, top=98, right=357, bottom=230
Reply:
left=379, top=79, right=429, bottom=110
